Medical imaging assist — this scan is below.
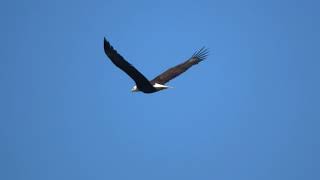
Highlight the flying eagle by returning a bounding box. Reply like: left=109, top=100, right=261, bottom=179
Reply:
left=103, top=37, right=208, bottom=93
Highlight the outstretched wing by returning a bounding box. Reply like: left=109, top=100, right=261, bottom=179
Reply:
left=150, top=47, right=208, bottom=85
left=103, top=38, right=154, bottom=90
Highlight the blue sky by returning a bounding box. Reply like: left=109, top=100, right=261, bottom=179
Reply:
left=1, top=0, right=320, bottom=179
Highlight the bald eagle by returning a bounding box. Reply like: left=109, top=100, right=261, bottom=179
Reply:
left=103, top=37, right=208, bottom=93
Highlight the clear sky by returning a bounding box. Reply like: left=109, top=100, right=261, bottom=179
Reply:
left=1, top=0, right=320, bottom=179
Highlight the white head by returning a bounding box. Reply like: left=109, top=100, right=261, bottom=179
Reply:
left=131, top=85, right=140, bottom=92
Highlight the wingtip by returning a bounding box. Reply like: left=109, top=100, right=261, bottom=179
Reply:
left=191, top=47, right=209, bottom=61
left=103, top=37, right=112, bottom=55
left=104, top=37, right=112, bottom=50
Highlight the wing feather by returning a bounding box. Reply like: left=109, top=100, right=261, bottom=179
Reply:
left=150, top=48, right=208, bottom=85
left=103, top=38, right=155, bottom=91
